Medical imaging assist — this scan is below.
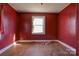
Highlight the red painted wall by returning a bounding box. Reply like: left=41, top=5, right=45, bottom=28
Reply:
left=77, top=3, right=79, bottom=56
left=17, top=13, right=57, bottom=40
left=58, top=4, right=77, bottom=48
left=0, top=5, right=1, bottom=31
left=0, top=4, right=16, bottom=49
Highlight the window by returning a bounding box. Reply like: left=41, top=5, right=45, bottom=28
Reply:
left=32, top=16, right=45, bottom=34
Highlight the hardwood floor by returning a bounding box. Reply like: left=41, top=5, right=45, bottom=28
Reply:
left=0, top=41, right=76, bottom=56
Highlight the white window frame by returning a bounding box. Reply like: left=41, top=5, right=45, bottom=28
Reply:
left=32, top=16, right=45, bottom=34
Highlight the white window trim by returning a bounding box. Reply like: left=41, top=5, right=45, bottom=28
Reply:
left=32, top=16, right=45, bottom=34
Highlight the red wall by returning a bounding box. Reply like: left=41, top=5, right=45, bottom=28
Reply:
left=17, top=13, right=57, bottom=40
left=0, top=5, right=1, bottom=32
left=58, top=4, right=77, bottom=48
left=77, top=3, right=79, bottom=56
left=0, top=4, right=16, bottom=49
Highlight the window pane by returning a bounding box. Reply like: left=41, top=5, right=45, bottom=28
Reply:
left=32, top=26, right=44, bottom=33
left=32, top=16, right=45, bottom=34
left=33, top=17, right=44, bottom=25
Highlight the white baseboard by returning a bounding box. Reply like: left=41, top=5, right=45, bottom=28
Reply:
left=56, top=40, right=76, bottom=52
left=18, top=40, right=76, bottom=52
left=18, top=40, right=57, bottom=42
left=0, top=43, right=14, bottom=54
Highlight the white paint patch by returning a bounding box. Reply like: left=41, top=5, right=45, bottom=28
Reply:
left=0, top=32, right=1, bottom=40
left=13, top=34, right=16, bottom=42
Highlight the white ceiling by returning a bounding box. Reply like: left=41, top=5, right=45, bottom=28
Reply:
left=9, top=3, right=70, bottom=13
